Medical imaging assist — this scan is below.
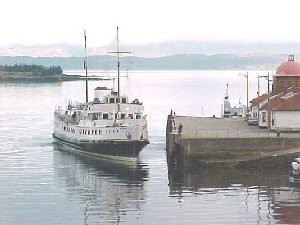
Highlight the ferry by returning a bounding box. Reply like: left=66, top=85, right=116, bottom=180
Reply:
left=53, top=27, right=149, bottom=161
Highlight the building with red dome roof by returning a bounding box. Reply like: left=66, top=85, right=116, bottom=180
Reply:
left=273, top=54, right=300, bottom=94
left=250, top=55, right=300, bottom=131
left=276, top=56, right=300, bottom=76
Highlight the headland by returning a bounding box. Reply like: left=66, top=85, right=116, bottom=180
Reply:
left=0, top=64, right=106, bottom=82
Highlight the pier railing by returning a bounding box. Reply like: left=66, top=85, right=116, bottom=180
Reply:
left=181, top=129, right=300, bottom=138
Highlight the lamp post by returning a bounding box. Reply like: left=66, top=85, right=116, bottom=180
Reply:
left=259, top=73, right=272, bottom=128
left=257, top=75, right=260, bottom=97
left=239, top=71, right=249, bottom=116
left=257, top=74, right=262, bottom=122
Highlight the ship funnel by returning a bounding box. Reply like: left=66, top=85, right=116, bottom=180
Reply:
left=94, top=87, right=111, bottom=102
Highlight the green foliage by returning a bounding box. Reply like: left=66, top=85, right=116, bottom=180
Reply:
left=0, top=64, right=63, bottom=76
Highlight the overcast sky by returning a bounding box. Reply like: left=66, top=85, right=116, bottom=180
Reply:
left=1, top=0, right=300, bottom=55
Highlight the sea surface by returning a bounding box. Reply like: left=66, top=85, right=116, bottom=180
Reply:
left=0, top=70, right=300, bottom=225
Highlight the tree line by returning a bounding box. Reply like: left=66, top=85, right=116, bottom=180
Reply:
left=0, top=64, right=63, bottom=75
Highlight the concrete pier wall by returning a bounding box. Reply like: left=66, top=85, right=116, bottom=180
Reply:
left=181, top=137, right=300, bottom=154
left=166, top=114, right=300, bottom=167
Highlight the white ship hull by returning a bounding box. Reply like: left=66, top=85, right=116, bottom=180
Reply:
left=53, top=113, right=149, bottom=159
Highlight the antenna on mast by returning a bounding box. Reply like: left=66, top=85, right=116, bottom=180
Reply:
left=226, top=84, right=229, bottom=96
left=84, top=30, right=88, bottom=104
left=108, top=26, right=131, bottom=112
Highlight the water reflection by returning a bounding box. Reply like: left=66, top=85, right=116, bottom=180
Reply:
left=167, top=155, right=300, bottom=224
left=271, top=186, right=300, bottom=224
left=167, top=161, right=289, bottom=195
left=53, top=142, right=148, bottom=225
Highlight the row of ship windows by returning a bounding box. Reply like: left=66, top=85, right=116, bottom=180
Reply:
left=92, top=113, right=139, bottom=120
left=61, top=125, right=119, bottom=135
left=63, top=126, right=75, bottom=133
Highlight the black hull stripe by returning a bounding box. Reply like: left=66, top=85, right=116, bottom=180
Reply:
left=53, top=134, right=149, bottom=158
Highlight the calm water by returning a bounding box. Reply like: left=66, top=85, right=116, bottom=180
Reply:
left=0, top=70, right=300, bottom=225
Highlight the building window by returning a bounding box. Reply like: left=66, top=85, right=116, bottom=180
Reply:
left=262, top=112, right=266, bottom=123
left=103, top=114, right=108, bottom=119
left=88, top=130, right=90, bottom=135
left=129, top=114, right=133, bottom=119
left=95, top=130, right=97, bottom=135
left=109, top=98, right=115, bottom=103
left=92, top=114, right=97, bottom=120
left=121, top=113, right=125, bottom=119
left=122, top=98, right=126, bottom=103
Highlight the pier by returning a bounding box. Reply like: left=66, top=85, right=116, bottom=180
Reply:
left=166, top=113, right=300, bottom=168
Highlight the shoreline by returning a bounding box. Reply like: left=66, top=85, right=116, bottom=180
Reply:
left=0, top=74, right=109, bottom=83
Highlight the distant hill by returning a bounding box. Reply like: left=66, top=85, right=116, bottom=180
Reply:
left=0, top=54, right=288, bottom=71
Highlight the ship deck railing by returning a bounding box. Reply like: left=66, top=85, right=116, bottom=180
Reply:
left=54, top=112, right=78, bottom=125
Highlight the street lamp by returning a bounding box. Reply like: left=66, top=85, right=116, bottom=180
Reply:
left=257, top=75, right=260, bottom=97
left=259, top=73, right=273, bottom=128
left=259, top=73, right=270, bottom=95
left=239, top=71, right=249, bottom=115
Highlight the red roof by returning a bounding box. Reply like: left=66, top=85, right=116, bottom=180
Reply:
left=250, top=93, right=268, bottom=107
left=263, top=87, right=300, bottom=111
left=276, top=60, right=300, bottom=77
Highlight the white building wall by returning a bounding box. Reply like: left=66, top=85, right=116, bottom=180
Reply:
left=272, top=111, right=300, bottom=131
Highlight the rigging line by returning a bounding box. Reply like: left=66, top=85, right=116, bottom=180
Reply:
left=104, top=52, right=111, bottom=79
left=126, top=55, right=134, bottom=99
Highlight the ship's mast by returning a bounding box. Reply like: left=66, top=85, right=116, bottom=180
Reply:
left=108, top=27, right=131, bottom=112
left=117, top=27, right=120, bottom=105
left=84, top=30, right=88, bottom=104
